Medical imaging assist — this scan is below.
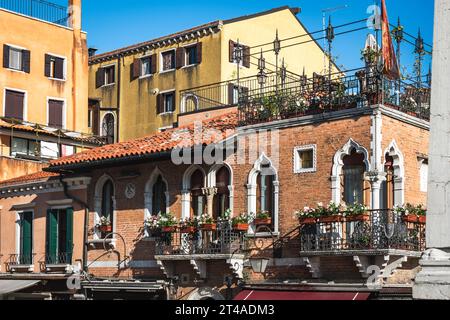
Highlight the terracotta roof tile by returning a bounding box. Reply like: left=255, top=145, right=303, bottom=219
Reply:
left=0, top=171, right=59, bottom=188
left=48, top=112, right=238, bottom=169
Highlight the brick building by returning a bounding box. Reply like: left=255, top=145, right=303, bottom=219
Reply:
left=0, top=65, right=429, bottom=298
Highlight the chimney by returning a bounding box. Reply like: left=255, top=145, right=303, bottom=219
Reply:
left=68, top=0, right=82, bottom=30
left=88, top=48, right=98, bottom=57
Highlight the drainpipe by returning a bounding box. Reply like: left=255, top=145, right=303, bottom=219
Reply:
left=59, top=176, right=89, bottom=273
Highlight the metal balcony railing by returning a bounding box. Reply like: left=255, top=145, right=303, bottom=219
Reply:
left=6, top=253, right=36, bottom=266
left=43, top=252, right=73, bottom=265
left=0, top=0, right=68, bottom=26
left=299, top=209, right=426, bottom=252
left=155, top=222, right=246, bottom=256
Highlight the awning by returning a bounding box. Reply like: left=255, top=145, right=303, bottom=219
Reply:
left=0, top=280, right=40, bottom=295
left=234, top=290, right=371, bottom=301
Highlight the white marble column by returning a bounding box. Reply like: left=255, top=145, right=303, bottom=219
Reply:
left=413, top=0, right=450, bottom=300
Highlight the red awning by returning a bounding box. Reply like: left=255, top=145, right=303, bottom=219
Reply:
left=234, top=290, right=371, bottom=301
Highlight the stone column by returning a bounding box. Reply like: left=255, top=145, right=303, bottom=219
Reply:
left=413, top=0, right=450, bottom=300
left=202, top=187, right=218, bottom=217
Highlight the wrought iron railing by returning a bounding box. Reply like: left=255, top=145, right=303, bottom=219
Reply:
left=0, top=0, right=68, bottom=26
left=299, top=210, right=426, bottom=252
left=6, top=253, right=36, bottom=266
left=42, top=252, right=73, bottom=265
left=155, top=222, right=246, bottom=255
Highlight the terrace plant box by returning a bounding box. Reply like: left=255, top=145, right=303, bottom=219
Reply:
left=99, top=225, right=112, bottom=233
left=233, top=223, right=249, bottom=232
left=180, top=227, right=196, bottom=234
left=402, top=215, right=426, bottom=224
left=200, top=224, right=217, bottom=232
left=299, top=217, right=317, bottom=225
left=318, top=215, right=344, bottom=223
left=161, top=226, right=177, bottom=233
left=254, top=218, right=272, bottom=226
left=346, top=214, right=370, bottom=222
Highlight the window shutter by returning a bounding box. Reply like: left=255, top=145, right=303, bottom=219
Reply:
left=5, top=90, right=24, bottom=120
left=196, top=42, right=203, bottom=64
left=243, top=46, right=251, bottom=68
left=48, top=100, right=64, bottom=128
left=46, top=209, right=58, bottom=264
left=227, top=83, right=235, bottom=105
left=151, top=54, right=157, bottom=74
left=240, top=86, right=249, bottom=103
left=109, top=66, right=115, bottom=84
left=21, top=212, right=33, bottom=263
left=3, top=44, right=10, bottom=68
left=156, top=94, right=164, bottom=114
left=132, top=58, right=140, bottom=80
left=92, top=107, right=100, bottom=135
left=22, top=50, right=31, bottom=73
left=66, top=208, right=74, bottom=262
left=176, top=48, right=185, bottom=69
left=54, top=57, right=64, bottom=79
left=172, top=92, right=177, bottom=113
left=44, top=54, right=52, bottom=77
left=229, top=40, right=235, bottom=63
left=95, top=67, right=105, bottom=88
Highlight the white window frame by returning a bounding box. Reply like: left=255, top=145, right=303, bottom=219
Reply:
left=294, top=144, right=317, bottom=174
left=46, top=97, right=67, bottom=129
left=15, top=210, right=34, bottom=259
left=159, top=49, right=176, bottom=73
left=160, top=89, right=176, bottom=114
left=139, top=54, right=153, bottom=79
left=419, top=158, right=428, bottom=193
left=2, top=87, right=28, bottom=121
left=45, top=52, right=67, bottom=81
left=101, top=63, right=116, bottom=87
left=183, top=43, right=198, bottom=68
left=5, top=43, right=26, bottom=73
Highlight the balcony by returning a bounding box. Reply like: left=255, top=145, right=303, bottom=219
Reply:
left=5, top=254, right=36, bottom=273
left=39, top=252, right=74, bottom=273
left=0, top=0, right=69, bottom=26
left=154, top=222, right=246, bottom=279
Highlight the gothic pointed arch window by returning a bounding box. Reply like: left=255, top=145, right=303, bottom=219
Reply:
left=102, top=113, right=115, bottom=144
left=382, top=154, right=395, bottom=209
left=256, top=173, right=275, bottom=215
left=152, top=175, right=167, bottom=216
left=101, top=179, right=114, bottom=237
left=213, top=166, right=231, bottom=219
left=190, top=169, right=205, bottom=217
left=342, top=148, right=368, bottom=205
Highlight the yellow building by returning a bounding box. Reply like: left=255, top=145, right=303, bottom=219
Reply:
left=0, top=0, right=101, bottom=181
left=89, top=6, right=338, bottom=142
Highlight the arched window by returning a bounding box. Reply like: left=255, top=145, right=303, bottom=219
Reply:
left=152, top=175, right=167, bottom=215
left=101, top=180, right=114, bottom=237
left=382, top=154, right=395, bottom=209
left=256, top=173, right=275, bottom=218
left=190, top=170, right=205, bottom=217
left=213, top=166, right=231, bottom=219
left=183, top=95, right=198, bottom=113
left=102, top=113, right=115, bottom=144
left=342, top=149, right=367, bottom=205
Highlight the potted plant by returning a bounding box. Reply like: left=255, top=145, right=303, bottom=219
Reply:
left=345, top=203, right=370, bottom=222
left=296, top=207, right=317, bottom=225
left=397, top=204, right=427, bottom=224
left=158, top=212, right=178, bottom=233
left=318, top=202, right=344, bottom=223
left=144, top=215, right=161, bottom=237
left=232, top=213, right=252, bottom=232
left=199, top=214, right=217, bottom=231
left=97, top=216, right=112, bottom=233
left=254, top=211, right=272, bottom=226
left=179, top=217, right=198, bottom=234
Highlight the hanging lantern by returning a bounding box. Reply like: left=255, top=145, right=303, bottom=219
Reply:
left=258, top=49, right=266, bottom=70
left=257, top=70, right=267, bottom=86
left=273, top=30, right=281, bottom=55
left=326, top=17, right=335, bottom=42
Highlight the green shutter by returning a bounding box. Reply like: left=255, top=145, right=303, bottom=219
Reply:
left=66, top=208, right=74, bottom=263
left=46, top=209, right=58, bottom=264
left=21, top=212, right=33, bottom=264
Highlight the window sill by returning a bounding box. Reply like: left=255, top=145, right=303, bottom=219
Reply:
left=101, top=83, right=115, bottom=88
left=47, top=77, right=66, bottom=82
left=294, top=168, right=317, bottom=174
left=159, top=69, right=175, bottom=74
left=6, top=67, right=25, bottom=73
left=246, top=232, right=280, bottom=238
left=158, top=111, right=175, bottom=116
left=182, top=64, right=198, bottom=69
left=139, top=74, right=153, bottom=80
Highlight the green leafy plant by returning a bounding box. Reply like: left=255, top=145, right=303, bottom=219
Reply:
left=346, top=203, right=369, bottom=216
left=199, top=214, right=216, bottom=224
left=256, top=211, right=270, bottom=220
left=157, top=212, right=178, bottom=228
left=232, top=213, right=254, bottom=225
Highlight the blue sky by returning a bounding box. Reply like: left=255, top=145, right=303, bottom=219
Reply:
left=71, top=0, right=434, bottom=75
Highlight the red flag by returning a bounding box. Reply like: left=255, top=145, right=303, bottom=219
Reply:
left=381, top=0, right=400, bottom=80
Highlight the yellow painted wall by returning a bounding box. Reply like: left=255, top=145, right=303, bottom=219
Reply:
left=0, top=9, right=88, bottom=133
left=221, top=8, right=338, bottom=81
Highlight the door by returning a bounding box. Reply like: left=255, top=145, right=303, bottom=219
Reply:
left=19, top=212, right=33, bottom=265
left=46, top=208, right=73, bottom=264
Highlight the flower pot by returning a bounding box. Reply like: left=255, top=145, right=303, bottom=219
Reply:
left=161, top=226, right=177, bottom=233
left=254, top=218, right=272, bottom=226
left=318, top=215, right=343, bottom=223
left=346, top=214, right=370, bottom=222
left=402, top=215, right=419, bottom=223
left=180, top=227, right=196, bottom=234
left=418, top=216, right=426, bottom=224
left=233, top=223, right=249, bottom=232
left=299, top=217, right=317, bottom=225
left=99, top=225, right=112, bottom=233
left=200, top=224, right=217, bottom=231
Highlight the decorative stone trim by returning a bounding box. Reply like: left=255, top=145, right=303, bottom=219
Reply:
left=293, top=144, right=317, bottom=174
